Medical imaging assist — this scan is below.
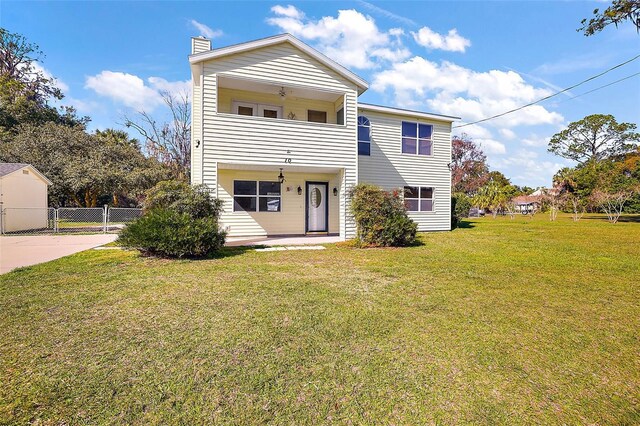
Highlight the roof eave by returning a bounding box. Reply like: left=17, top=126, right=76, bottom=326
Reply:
left=358, top=103, right=461, bottom=122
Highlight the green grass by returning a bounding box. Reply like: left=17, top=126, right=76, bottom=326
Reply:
left=1, top=214, right=639, bottom=424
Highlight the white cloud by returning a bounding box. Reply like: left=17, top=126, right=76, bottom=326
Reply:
left=411, top=27, right=471, bottom=52
left=271, top=4, right=304, bottom=19
left=533, top=52, right=613, bottom=75
left=476, top=138, right=507, bottom=155
left=499, top=128, right=516, bottom=139
left=267, top=5, right=410, bottom=69
left=85, top=71, right=190, bottom=111
left=522, top=135, right=551, bottom=147
left=356, top=1, right=417, bottom=27
left=490, top=149, right=567, bottom=187
left=372, top=57, right=564, bottom=128
left=189, top=19, right=223, bottom=39
left=30, top=62, right=69, bottom=93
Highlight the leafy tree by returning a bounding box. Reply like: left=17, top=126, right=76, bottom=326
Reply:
left=474, top=179, right=510, bottom=219
left=548, top=114, right=639, bottom=165
left=451, top=134, right=489, bottom=194
left=579, top=0, right=640, bottom=36
left=0, top=123, right=168, bottom=206
left=0, top=28, right=62, bottom=103
left=124, top=91, right=191, bottom=181
left=0, top=28, right=88, bottom=139
left=486, top=170, right=512, bottom=188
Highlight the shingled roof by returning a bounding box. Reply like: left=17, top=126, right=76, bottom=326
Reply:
left=0, top=163, right=30, bottom=178
left=0, top=163, right=52, bottom=184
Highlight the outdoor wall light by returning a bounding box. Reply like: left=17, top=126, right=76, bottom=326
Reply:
left=195, top=139, right=201, bottom=148
left=333, top=187, right=338, bottom=196
left=297, top=186, right=302, bottom=195
left=278, top=168, right=285, bottom=184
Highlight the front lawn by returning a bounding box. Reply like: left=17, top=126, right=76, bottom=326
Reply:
left=1, top=215, right=639, bottom=424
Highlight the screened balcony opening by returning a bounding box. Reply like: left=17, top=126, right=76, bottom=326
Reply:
left=217, top=76, right=346, bottom=125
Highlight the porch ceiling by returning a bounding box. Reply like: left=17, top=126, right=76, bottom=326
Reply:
left=218, top=162, right=342, bottom=174
left=217, top=76, right=343, bottom=103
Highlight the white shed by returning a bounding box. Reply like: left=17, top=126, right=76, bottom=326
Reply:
left=0, top=163, right=52, bottom=232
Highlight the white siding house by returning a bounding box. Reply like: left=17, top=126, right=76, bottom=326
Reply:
left=0, top=163, right=52, bottom=232
left=189, top=34, right=459, bottom=240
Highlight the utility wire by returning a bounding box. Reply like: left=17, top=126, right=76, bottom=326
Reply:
left=453, top=54, right=640, bottom=129
left=552, top=71, right=640, bottom=104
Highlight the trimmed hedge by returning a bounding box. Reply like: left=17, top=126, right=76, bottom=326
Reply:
left=349, top=183, right=417, bottom=247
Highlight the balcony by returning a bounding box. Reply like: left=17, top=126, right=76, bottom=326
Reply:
left=216, top=76, right=347, bottom=126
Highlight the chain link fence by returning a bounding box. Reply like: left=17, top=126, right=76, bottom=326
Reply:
left=0, top=206, right=142, bottom=235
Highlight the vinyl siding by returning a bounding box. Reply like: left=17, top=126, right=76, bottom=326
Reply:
left=218, top=169, right=341, bottom=237
left=190, top=64, right=203, bottom=184
left=197, top=42, right=360, bottom=238
left=204, top=43, right=354, bottom=92
left=357, top=109, right=452, bottom=232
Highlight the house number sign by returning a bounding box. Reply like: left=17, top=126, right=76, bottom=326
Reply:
left=284, top=158, right=292, bottom=164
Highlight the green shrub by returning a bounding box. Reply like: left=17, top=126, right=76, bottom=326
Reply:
left=118, top=180, right=226, bottom=258
left=144, top=180, right=223, bottom=219
left=349, top=184, right=417, bottom=247
left=118, top=209, right=226, bottom=258
left=452, top=192, right=472, bottom=218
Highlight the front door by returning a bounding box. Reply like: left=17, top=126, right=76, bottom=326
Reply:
left=306, top=182, right=328, bottom=233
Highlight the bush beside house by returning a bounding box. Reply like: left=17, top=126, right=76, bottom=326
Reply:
left=349, top=184, right=417, bottom=247
left=118, top=180, right=226, bottom=258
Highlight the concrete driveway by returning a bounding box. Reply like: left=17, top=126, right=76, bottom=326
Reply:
left=0, top=234, right=117, bottom=274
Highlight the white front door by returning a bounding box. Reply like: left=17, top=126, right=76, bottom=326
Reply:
left=306, top=182, right=328, bottom=232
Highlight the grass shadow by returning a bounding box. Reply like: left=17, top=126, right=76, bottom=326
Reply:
left=582, top=214, right=640, bottom=223
left=455, top=220, right=477, bottom=229
left=207, top=245, right=264, bottom=259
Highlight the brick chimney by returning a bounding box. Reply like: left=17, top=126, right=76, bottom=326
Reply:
left=191, top=37, right=211, bottom=54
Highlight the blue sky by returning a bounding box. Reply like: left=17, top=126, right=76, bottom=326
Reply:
left=4, top=1, right=639, bottom=187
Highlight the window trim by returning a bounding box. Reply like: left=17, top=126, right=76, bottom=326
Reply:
left=401, top=121, right=434, bottom=157
left=232, top=100, right=283, bottom=119
left=233, top=180, right=282, bottom=213
left=403, top=186, right=435, bottom=213
left=358, top=115, right=371, bottom=156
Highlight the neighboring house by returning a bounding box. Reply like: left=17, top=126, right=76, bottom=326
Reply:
left=0, top=163, right=52, bottom=232
left=512, top=195, right=541, bottom=214
left=189, top=34, right=459, bottom=240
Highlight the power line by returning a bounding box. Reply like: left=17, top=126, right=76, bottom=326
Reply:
left=552, top=71, right=640, bottom=104
left=453, top=54, right=640, bottom=129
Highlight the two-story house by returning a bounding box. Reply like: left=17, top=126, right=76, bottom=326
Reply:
left=189, top=34, right=459, bottom=240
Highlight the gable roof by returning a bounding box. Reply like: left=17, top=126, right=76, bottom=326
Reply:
left=0, top=163, right=52, bottom=185
left=189, top=33, right=369, bottom=94
left=0, top=163, right=29, bottom=177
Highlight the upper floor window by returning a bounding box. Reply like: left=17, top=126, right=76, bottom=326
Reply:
left=358, top=116, right=371, bottom=156
left=232, top=101, right=282, bottom=119
left=404, top=186, right=434, bottom=212
left=308, top=110, right=327, bottom=123
left=402, top=122, right=433, bottom=156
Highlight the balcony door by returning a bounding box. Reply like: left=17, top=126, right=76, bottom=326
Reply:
left=232, top=101, right=282, bottom=119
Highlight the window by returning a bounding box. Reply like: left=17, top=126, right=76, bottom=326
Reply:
left=404, top=186, right=434, bottom=212
left=336, top=107, right=344, bottom=125
left=233, top=180, right=281, bottom=212
left=308, top=110, right=327, bottom=123
left=358, top=116, right=371, bottom=156
left=232, top=101, right=282, bottom=119
left=401, top=122, right=433, bottom=155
